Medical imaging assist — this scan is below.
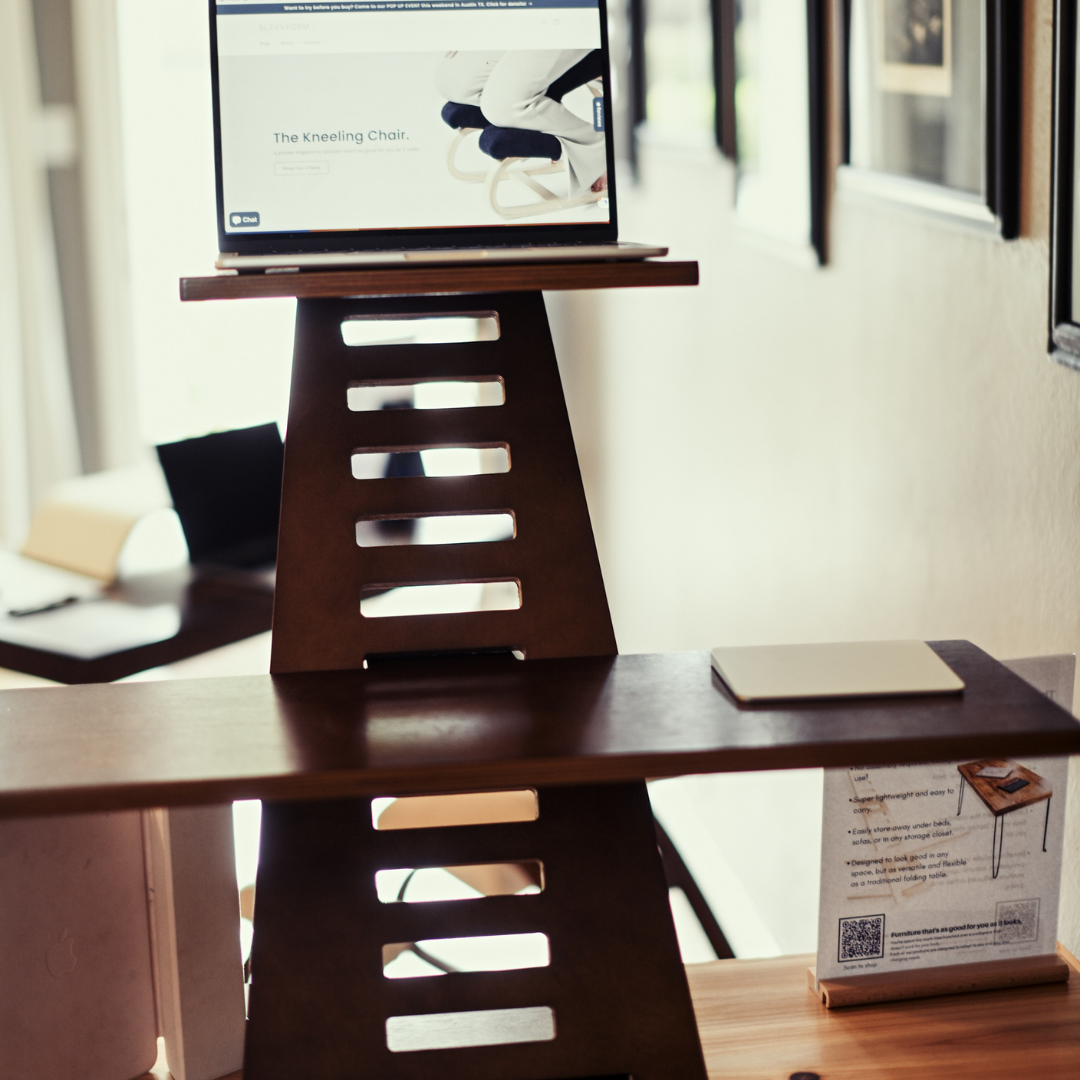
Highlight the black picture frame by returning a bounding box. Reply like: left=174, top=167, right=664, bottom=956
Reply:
left=726, top=0, right=830, bottom=264
left=839, top=0, right=1022, bottom=239
left=713, top=0, right=737, bottom=159
left=628, top=0, right=736, bottom=163
left=628, top=0, right=646, bottom=172
left=1051, top=0, right=1080, bottom=364
left=807, top=0, right=830, bottom=264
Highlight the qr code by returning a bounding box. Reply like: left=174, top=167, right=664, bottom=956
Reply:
left=995, top=898, right=1040, bottom=944
left=838, top=914, right=885, bottom=962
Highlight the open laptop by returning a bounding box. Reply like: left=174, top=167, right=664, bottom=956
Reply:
left=208, top=0, right=664, bottom=270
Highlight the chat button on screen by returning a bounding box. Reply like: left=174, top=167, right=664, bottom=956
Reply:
left=228, top=211, right=260, bottom=228
left=274, top=161, right=329, bottom=176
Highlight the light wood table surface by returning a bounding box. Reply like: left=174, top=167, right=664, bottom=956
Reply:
left=687, top=950, right=1080, bottom=1079
left=137, top=949, right=1079, bottom=1079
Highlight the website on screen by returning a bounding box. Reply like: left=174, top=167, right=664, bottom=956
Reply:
left=215, top=0, right=610, bottom=236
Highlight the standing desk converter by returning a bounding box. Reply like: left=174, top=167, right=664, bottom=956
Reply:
left=1, top=261, right=1079, bottom=1080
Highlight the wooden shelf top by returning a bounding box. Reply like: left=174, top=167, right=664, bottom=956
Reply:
left=688, top=949, right=1080, bottom=1080
left=0, top=642, right=1075, bottom=817
left=179, top=258, right=698, bottom=301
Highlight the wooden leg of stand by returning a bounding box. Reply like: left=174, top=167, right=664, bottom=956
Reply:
left=245, top=782, right=708, bottom=1080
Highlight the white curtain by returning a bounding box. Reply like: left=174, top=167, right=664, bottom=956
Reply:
left=73, top=0, right=140, bottom=472
left=0, top=0, right=83, bottom=548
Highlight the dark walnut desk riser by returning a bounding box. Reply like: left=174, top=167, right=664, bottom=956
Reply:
left=12, top=261, right=1075, bottom=1080
left=195, top=261, right=715, bottom=1080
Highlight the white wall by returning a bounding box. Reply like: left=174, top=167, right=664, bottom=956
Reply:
left=549, top=0, right=1080, bottom=956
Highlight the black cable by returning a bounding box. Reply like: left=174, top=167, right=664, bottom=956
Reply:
left=408, top=943, right=460, bottom=974
left=395, top=869, right=418, bottom=902
left=393, top=868, right=461, bottom=974
left=655, top=817, right=736, bottom=961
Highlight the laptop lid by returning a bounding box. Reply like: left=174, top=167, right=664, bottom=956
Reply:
left=156, top=423, right=284, bottom=568
left=209, top=0, right=618, bottom=254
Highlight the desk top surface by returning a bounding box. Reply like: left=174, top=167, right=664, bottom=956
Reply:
left=136, top=950, right=1080, bottom=1080
left=179, top=259, right=699, bottom=301
left=0, top=641, right=1076, bottom=817
left=687, top=950, right=1080, bottom=1080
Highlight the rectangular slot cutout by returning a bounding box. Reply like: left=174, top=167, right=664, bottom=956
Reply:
left=360, top=580, right=520, bottom=618
left=372, top=790, right=539, bottom=831
left=351, top=445, right=510, bottom=479
left=385, top=1006, right=555, bottom=1053
left=375, top=861, right=544, bottom=904
left=383, top=932, right=550, bottom=979
left=347, top=378, right=504, bottom=412
left=341, top=313, right=499, bottom=348
left=356, top=512, right=515, bottom=548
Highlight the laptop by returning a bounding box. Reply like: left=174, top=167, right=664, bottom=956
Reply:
left=208, top=0, right=665, bottom=270
left=156, top=423, right=284, bottom=569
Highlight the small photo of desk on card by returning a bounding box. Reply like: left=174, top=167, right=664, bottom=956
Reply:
left=709, top=640, right=964, bottom=702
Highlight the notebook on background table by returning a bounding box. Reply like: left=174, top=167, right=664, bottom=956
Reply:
left=208, top=0, right=665, bottom=270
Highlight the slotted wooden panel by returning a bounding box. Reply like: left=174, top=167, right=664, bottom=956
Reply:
left=270, top=292, right=616, bottom=673
left=245, top=783, right=707, bottom=1080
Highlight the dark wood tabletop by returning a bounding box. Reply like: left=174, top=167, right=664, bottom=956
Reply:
left=0, top=566, right=273, bottom=684
left=958, top=757, right=1053, bottom=816
left=0, top=641, right=1075, bottom=818
left=179, top=259, right=699, bottom=302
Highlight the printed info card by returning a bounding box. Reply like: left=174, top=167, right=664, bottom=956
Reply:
left=815, top=758, right=1067, bottom=985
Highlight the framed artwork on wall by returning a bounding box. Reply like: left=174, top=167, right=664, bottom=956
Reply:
left=729, top=0, right=830, bottom=264
left=627, top=0, right=827, bottom=261
left=840, top=0, right=1022, bottom=237
left=1051, top=0, right=1080, bottom=365
left=628, top=0, right=723, bottom=153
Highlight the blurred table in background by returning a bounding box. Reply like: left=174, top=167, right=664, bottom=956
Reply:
left=0, top=568, right=273, bottom=686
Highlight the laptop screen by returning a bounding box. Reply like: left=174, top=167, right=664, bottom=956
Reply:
left=210, top=0, right=617, bottom=253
